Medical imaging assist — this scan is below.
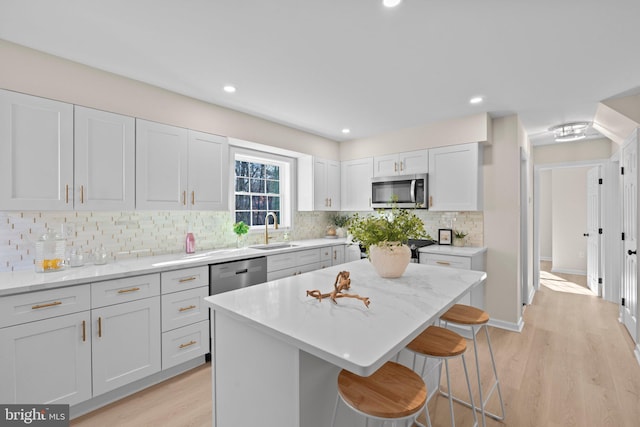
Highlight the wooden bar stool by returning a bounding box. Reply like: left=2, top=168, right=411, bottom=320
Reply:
left=440, top=304, right=505, bottom=427
left=331, top=361, right=432, bottom=427
left=406, top=325, right=478, bottom=427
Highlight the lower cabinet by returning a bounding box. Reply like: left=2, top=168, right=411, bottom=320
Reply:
left=91, top=296, right=161, bottom=396
left=0, top=311, right=92, bottom=405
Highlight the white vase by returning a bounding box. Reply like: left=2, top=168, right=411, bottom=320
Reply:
left=369, top=243, right=411, bottom=278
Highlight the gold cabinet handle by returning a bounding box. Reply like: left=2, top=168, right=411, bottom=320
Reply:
left=191, top=191, right=195, bottom=205
left=333, top=250, right=337, bottom=260
left=436, top=261, right=451, bottom=266
left=179, top=305, right=196, bottom=312
left=179, top=276, right=196, bottom=283
left=80, top=185, right=84, bottom=204
left=394, top=162, right=398, bottom=172
left=117, top=287, right=140, bottom=294
left=32, top=301, right=62, bottom=310
left=179, top=340, right=197, bottom=349
left=65, top=184, right=69, bottom=204
left=82, top=320, right=86, bottom=342
left=429, top=196, right=433, bottom=208
left=182, top=190, right=187, bottom=205
left=98, top=317, right=102, bottom=338
left=400, top=161, right=404, bottom=172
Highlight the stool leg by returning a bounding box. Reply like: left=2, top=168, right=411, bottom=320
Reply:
left=461, top=353, right=479, bottom=427
left=470, top=325, right=487, bottom=427
left=484, top=325, right=505, bottom=421
left=444, top=358, right=456, bottom=427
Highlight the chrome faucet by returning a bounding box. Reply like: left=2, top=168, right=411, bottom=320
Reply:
left=264, top=212, right=279, bottom=244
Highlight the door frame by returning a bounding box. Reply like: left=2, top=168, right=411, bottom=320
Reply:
left=533, top=158, right=611, bottom=299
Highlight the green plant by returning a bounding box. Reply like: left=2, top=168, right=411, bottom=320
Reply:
left=348, top=206, right=429, bottom=252
left=454, top=230, right=468, bottom=239
left=233, top=221, right=249, bottom=236
left=330, top=214, right=351, bottom=228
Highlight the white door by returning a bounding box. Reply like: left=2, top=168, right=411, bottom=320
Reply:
left=326, top=160, right=341, bottom=210
left=0, top=89, right=74, bottom=210
left=622, top=132, right=638, bottom=342
left=74, top=106, right=135, bottom=210
left=399, top=149, right=428, bottom=175
left=586, top=166, right=601, bottom=295
left=313, top=158, right=329, bottom=210
left=341, top=158, right=373, bottom=211
left=188, top=130, right=229, bottom=210
left=373, top=153, right=399, bottom=177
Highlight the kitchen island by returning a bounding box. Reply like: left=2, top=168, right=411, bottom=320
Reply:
left=204, top=259, right=486, bottom=427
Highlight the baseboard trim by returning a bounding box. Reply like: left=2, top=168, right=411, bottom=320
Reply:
left=527, top=286, right=536, bottom=305
left=540, top=256, right=552, bottom=262
left=550, top=267, right=587, bottom=276
left=71, top=356, right=206, bottom=419
left=635, top=344, right=640, bottom=367
left=488, top=317, right=524, bottom=333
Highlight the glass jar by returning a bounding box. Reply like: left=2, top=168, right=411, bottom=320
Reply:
left=35, top=229, right=66, bottom=273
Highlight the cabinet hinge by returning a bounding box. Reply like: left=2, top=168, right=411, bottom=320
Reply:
left=599, top=228, right=603, bottom=235
left=598, top=277, right=603, bottom=284
left=598, top=178, right=603, bottom=184
left=621, top=167, right=625, bottom=175
left=622, top=297, right=626, bottom=306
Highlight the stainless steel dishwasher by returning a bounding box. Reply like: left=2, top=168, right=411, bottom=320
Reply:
left=209, top=257, right=267, bottom=295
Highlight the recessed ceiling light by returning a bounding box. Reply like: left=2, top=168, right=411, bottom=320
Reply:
left=383, top=0, right=402, bottom=8
left=469, top=96, right=484, bottom=105
left=223, top=85, right=236, bottom=93
left=341, top=128, right=351, bottom=134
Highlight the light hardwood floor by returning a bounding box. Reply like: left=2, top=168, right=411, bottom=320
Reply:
left=72, top=265, right=640, bottom=427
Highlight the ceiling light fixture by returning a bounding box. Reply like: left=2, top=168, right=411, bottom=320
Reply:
left=383, top=0, right=402, bottom=8
left=469, top=96, right=484, bottom=105
left=341, top=128, right=351, bottom=134
left=549, top=122, right=590, bottom=142
left=223, top=85, right=236, bottom=93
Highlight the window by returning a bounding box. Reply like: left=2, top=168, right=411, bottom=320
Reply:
left=233, top=149, right=292, bottom=229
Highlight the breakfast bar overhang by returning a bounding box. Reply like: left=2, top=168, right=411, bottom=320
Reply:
left=204, top=259, right=487, bottom=427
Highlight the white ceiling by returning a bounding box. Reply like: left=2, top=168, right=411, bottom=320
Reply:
left=1, top=0, right=639, bottom=144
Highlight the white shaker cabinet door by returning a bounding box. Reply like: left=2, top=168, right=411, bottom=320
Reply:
left=74, top=106, right=135, bottom=210
left=91, top=296, right=161, bottom=396
left=341, top=157, right=373, bottom=211
left=428, top=142, right=482, bottom=211
left=0, top=89, right=74, bottom=210
left=136, top=119, right=189, bottom=210
left=0, top=311, right=92, bottom=405
left=187, top=130, right=229, bottom=210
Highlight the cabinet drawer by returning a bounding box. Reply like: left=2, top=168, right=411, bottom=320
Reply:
left=420, top=253, right=471, bottom=270
left=0, top=285, right=90, bottom=328
left=161, top=266, right=208, bottom=294
left=162, top=320, right=209, bottom=370
left=296, top=249, right=321, bottom=266
left=162, top=287, right=209, bottom=332
left=319, top=246, right=332, bottom=262
left=267, top=253, right=296, bottom=272
left=91, top=274, right=160, bottom=308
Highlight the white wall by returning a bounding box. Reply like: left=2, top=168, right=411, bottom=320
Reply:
left=551, top=167, right=589, bottom=274
left=539, top=170, right=553, bottom=260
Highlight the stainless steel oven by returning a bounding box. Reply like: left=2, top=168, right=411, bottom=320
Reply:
left=371, top=173, right=428, bottom=208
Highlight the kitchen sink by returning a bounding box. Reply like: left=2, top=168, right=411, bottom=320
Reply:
left=251, top=243, right=298, bottom=250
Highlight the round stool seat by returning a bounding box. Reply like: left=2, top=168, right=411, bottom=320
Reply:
left=337, top=361, right=427, bottom=419
left=407, top=325, right=467, bottom=358
left=441, top=304, right=489, bottom=325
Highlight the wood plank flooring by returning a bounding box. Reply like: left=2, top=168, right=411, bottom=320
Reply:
left=72, top=265, right=640, bottom=427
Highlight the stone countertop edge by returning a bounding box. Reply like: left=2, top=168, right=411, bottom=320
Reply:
left=418, top=245, right=487, bottom=256
left=0, top=238, right=349, bottom=297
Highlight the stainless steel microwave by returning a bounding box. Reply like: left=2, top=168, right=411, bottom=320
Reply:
left=371, top=173, right=428, bottom=208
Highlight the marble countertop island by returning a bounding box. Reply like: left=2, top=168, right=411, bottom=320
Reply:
left=204, top=259, right=486, bottom=427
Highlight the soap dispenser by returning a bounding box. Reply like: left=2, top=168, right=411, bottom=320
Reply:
left=186, top=226, right=196, bottom=254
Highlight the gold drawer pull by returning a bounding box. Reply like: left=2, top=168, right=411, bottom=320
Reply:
left=436, top=261, right=451, bottom=266
left=191, top=191, right=195, bottom=205
left=98, top=316, right=102, bottom=338
left=32, top=301, right=62, bottom=310
left=179, top=305, right=196, bottom=312
left=80, top=184, right=84, bottom=204
left=82, top=320, right=86, bottom=342
left=117, top=287, right=140, bottom=294
left=179, top=340, right=197, bottom=349
left=179, top=276, right=197, bottom=283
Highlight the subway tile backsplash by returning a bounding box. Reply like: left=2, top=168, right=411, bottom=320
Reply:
left=0, top=210, right=483, bottom=272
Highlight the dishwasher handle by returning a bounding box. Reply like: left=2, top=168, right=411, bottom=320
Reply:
left=235, top=268, right=249, bottom=275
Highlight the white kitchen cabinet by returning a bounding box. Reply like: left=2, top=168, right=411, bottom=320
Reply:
left=332, top=245, right=345, bottom=266
left=373, top=150, right=428, bottom=177
left=74, top=106, right=135, bottom=210
left=341, top=157, right=373, bottom=211
left=91, top=275, right=161, bottom=396
left=136, top=120, right=229, bottom=210
left=0, top=285, right=92, bottom=405
left=298, top=156, right=341, bottom=211
left=267, top=248, right=322, bottom=280
left=428, top=142, right=483, bottom=211
left=187, top=130, right=229, bottom=210
left=0, top=89, right=74, bottom=210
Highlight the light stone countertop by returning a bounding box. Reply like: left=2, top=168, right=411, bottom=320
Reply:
left=418, top=245, right=487, bottom=256
left=0, top=238, right=349, bottom=297
left=204, top=259, right=487, bottom=376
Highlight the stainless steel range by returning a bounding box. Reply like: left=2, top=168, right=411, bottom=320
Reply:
left=407, top=239, right=438, bottom=262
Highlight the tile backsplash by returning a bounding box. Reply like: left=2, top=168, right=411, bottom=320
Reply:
left=0, top=209, right=483, bottom=272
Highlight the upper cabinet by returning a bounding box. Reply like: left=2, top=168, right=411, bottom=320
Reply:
left=136, top=120, right=229, bottom=210
left=298, top=156, right=340, bottom=211
left=373, top=149, right=428, bottom=177
left=428, top=142, right=483, bottom=211
left=74, top=106, right=135, bottom=211
left=0, top=89, right=74, bottom=210
left=341, top=158, right=373, bottom=211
